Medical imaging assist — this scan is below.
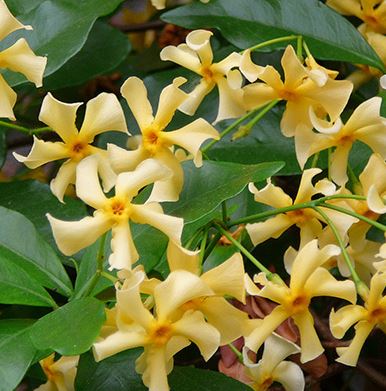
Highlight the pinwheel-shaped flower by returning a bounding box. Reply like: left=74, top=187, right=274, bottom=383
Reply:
left=35, top=354, right=79, bottom=391
left=243, top=333, right=304, bottom=391
left=47, top=156, right=183, bottom=270
left=0, top=0, right=47, bottom=119
left=108, top=76, right=219, bottom=202
left=93, top=269, right=220, bottom=391
left=246, top=168, right=357, bottom=249
left=14, top=93, right=128, bottom=201
left=307, top=97, right=386, bottom=185
left=245, top=240, right=357, bottom=363
left=160, top=29, right=246, bottom=122
left=330, top=269, right=386, bottom=366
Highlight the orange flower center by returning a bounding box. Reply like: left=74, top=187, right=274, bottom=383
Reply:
left=286, top=209, right=309, bottom=224
left=107, top=198, right=130, bottom=220
left=149, top=321, right=173, bottom=346
left=255, top=376, right=274, bottom=390
left=143, top=128, right=163, bottom=155
left=367, top=306, right=386, bottom=324
left=279, top=89, right=297, bottom=101
left=287, top=294, right=310, bottom=314
left=68, top=139, right=90, bottom=161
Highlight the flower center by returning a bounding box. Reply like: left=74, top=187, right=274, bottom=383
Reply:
left=143, top=128, right=163, bottom=155
left=286, top=209, right=309, bottom=224
left=279, top=89, right=297, bottom=102
left=254, top=376, right=273, bottom=391
left=287, top=294, right=310, bottom=314
left=149, top=321, right=173, bottom=346
left=367, top=306, right=386, bottom=324
left=108, top=198, right=130, bottom=220
left=68, top=139, right=90, bottom=161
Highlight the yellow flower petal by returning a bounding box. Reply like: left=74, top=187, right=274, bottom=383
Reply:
left=329, top=142, right=353, bottom=186
left=185, top=29, right=213, bottom=67
left=0, top=74, right=16, bottom=119
left=179, top=79, right=213, bottom=116
left=243, top=82, right=279, bottom=111
left=166, top=241, right=200, bottom=275
left=239, top=49, right=265, bottom=82
left=50, top=160, right=77, bottom=203
left=160, top=44, right=201, bottom=73
left=293, top=168, right=322, bottom=204
left=248, top=180, right=293, bottom=208
left=139, top=346, right=170, bottom=391
left=329, top=305, right=367, bottom=339
left=109, top=223, right=138, bottom=270
left=0, top=0, right=31, bottom=41
left=273, top=361, right=305, bottom=391
left=281, top=45, right=309, bottom=90
left=107, top=142, right=149, bottom=174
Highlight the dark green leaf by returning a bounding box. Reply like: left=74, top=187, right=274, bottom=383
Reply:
left=3, top=0, right=126, bottom=85
left=0, top=255, right=56, bottom=307
left=30, top=298, right=105, bottom=355
left=0, top=206, right=72, bottom=297
left=75, top=349, right=146, bottom=391
left=380, top=90, right=386, bottom=118
left=0, top=180, right=86, bottom=248
left=44, top=21, right=131, bottom=90
left=0, top=319, right=37, bottom=391
left=162, top=0, right=385, bottom=71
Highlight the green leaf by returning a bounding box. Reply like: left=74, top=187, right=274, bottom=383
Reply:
left=0, top=319, right=37, bottom=391
left=0, top=127, right=5, bottom=169
left=169, top=367, right=250, bottom=390
left=380, top=90, right=386, bottom=118
left=44, top=21, right=131, bottom=90
left=163, top=160, right=284, bottom=224
left=75, top=349, right=146, bottom=391
left=0, top=206, right=73, bottom=297
left=162, top=0, right=385, bottom=71
left=0, top=180, right=86, bottom=248
left=30, top=298, right=106, bottom=355
left=0, top=255, right=56, bottom=307
left=3, top=0, right=125, bottom=85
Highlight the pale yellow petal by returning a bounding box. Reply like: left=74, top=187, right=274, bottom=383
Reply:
left=239, top=49, right=265, bottom=82
left=356, top=124, right=386, bottom=158
left=257, top=279, right=290, bottom=305
left=281, top=99, right=312, bottom=137
left=140, top=347, right=169, bottom=391
left=165, top=335, right=190, bottom=363
left=173, top=310, right=220, bottom=360
left=0, top=74, right=16, bottom=119
left=294, top=123, right=319, bottom=169
left=13, top=137, right=68, bottom=169
left=246, top=214, right=293, bottom=246
left=185, top=29, right=213, bottom=67
left=121, top=77, right=154, bottom=130
left=281, top=45, right=308, bottom=90
left=107, top=142, right=149, bottom=174
left=0, top=38, right=46, bottom=86
left=367, top=184, right=386, bottom=213
left=0, top=0, right=31, bottom=40
left=304, top=267, right=357, bottom=303
left=47, top=211, right=111, bottom=255
left=273, top=360, right=305, bottom=391
left=344, top=97, right=382, bottom=134
left=50, top=160, right=77, bottom=203
left=162, top=118, right=219, bottom=166
left=109, top=223, right=138, bottom=270
left=78, top=93, right=128, bottom=142
left=154, top=270, right=213, bottom=319
left=329, top=305, right=367, bottom=339
left=94, top=151, right=117, bottom=193
left=248, top=180, right=293, bottom=208
left=178, top=79, right=213, bottom=116
left=75, top=155, right=107, bottom=209
left=131, top=202, right=183, bottom=244
left=201, top=252, right=245, bottom=302
left=326, top=0, right=362, bottom=16
left=329, top=143, right=353, bottom=186
left=293, top=168, right=322, bottom=204
left=309, top=107, right=344, bottom=134
left=160, top=44, right=201, bottom=73
left=243, top=82, right=279, bottom=111
left=367, top=271, right=386, bottom=308
left=257, top=65, right=284, bottom=91
left=154, top=77, right=188, bottom=129
left=166, top=241, right=200, bottom=274
left=39, top=93, right=81, bottom=143
left=359, top=153, right=386, bottom=196
left=293, top=310, right=323, bottom=363
left=212, top=52, right=242, bottom=74
left=298, top=218, right=323, bottom=249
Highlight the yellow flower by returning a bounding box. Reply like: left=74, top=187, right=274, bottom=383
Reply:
left=93, top=269, right=220, bottom=391
left=47, top=156, right=183, bottom=270
left=14, top=93, right=128, bottom=202
left=243, top=333, right=304, bottom=391
left=0, top=0, right=46, bottom=119
left=330, top=270, right=386, bottom=366
left=160, top=30, right=246, bottom=122
left=246, top=168, right=357, bottom=249
left=151, top=0, right=210, bottom=10
left=35, top=354, right=79, bottom=391
left=307, top=97, right=386, bottom=186
left=245, top=240, right=357, bottom=363
left=108, top=76, right=219, bottom=202
left=243, top=45, right=353, bottom=139
left=327, top=0, right=386, bottom=34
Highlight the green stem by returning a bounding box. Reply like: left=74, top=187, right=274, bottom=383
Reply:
left=347, top=164, right=361, bottom=191
left=312, top=206, right=362, bottom=288
left=228, top=343, right=243, bottom=363
left=296, top=35, right=303, bottom=60
left=213, top=222, right=274, bottom=278
left=0, top=120, right=51, bottom=135
left=302, top=40, right=312, bottom=59
left=101, top=271, right=118, bottom=284
left=199, top=226, right=209, bottom=266
left=310, top=152, right=320, bottom=168
left=246, top=35, right=300, bottom=52
left=222, top=201, right=228, bottom=224
left=203, top=231, right=222, bottom=259
left=184, top=227, right=205, bottom=250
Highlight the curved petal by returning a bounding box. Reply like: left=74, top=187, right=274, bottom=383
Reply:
left=294, top=123, right=319, bottom=169
left=0, top=38, right=46, bottom=86
left=367, top=184, right=386, bottom=213
left=243, top=82, right=279, bottom=111
left=154, top=77, right=188, bottom=130
left=160, top=44, right=201, bottom=73
left=0, top=0, right=31, bottom=41
left=329, top=143, right=353, bottom=186
left=359, top=153, right=386, bottom=196
left=246, top=214, right=293, bottom=246
left=166, top=241, right=200, bottom=275
left=281, top=99, right=312, bottom=137
left=162, top=118, right=219, bottom=166
left=173, top=310, right=220, bottom=360
left=212, top=52, right=242, bottom=74
left=185, top=30, right=213, bottom=67
left=329, top=305, right=367, bottom=339
left=131, top=203, right=183, bottom=244
left=154, top=270, right=213, bottom=320
left=345, top=97, right=383, bottom=134
left=281, top=45, right=308, bottom=90
left=39, top=93, right=81, bottom=144
left=201, top=252, right=245, bottom=302
left=109, top=223, right=138, bottom=270
left=258, top=65, right=284, bottom=91
left=356, top=124, right=386, bottom=158
left=121, top=77, right=154, bottom=130
left=298, top=218, right=323, bottom=249
left=94, top=150, right=117, bottom=193
left=239, top=49, right=265, bottom=82
left=107, top=142, right=149, bottom=174
left=140, top=347, right=169, bottom=391
left=79, top=93, right=128, bottom=142
left=273, top=361, right=305, bottom=391
left=293, top=310, right=323, bottom=363
left=50, top=160, right=77, bottom=203
left=293, top=168, right=322, bottom=204
left=75, top=155, right=107, bottom=209
left=13, top=137, right=69, bottom=169
left=257, top=278, right=290, bottom=305
left=0, top=74, right=16, bottom=119
left=304, top=267, right=357, bottom=303
left=326, top=0, right=362, bottom=17
left=47, top=212, right=111, bottom=255
left=249, top=180, right=293, bottom=208
left=309, top=107, right=343, bottom=134
left=178, top=79, right=213, bottom=116
left=367, top=271, right=386, bottom=309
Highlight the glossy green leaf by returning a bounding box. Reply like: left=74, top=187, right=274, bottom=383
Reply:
left=44, top=21, right=131, bottom=90
left=0, top=255, right=56, bottom=307
left=76, top=349, right=146, bottom=391
left=0, top=320, right=36, bottom=391
left=0, top=206, right=72, bottom=297
left=0, top=180, right=86, bottom=248
left=30, top=298, right=105, bottom=355
left=3, top=0, right=125, bottom=85
left=162, top=0, right=385, bottom=71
